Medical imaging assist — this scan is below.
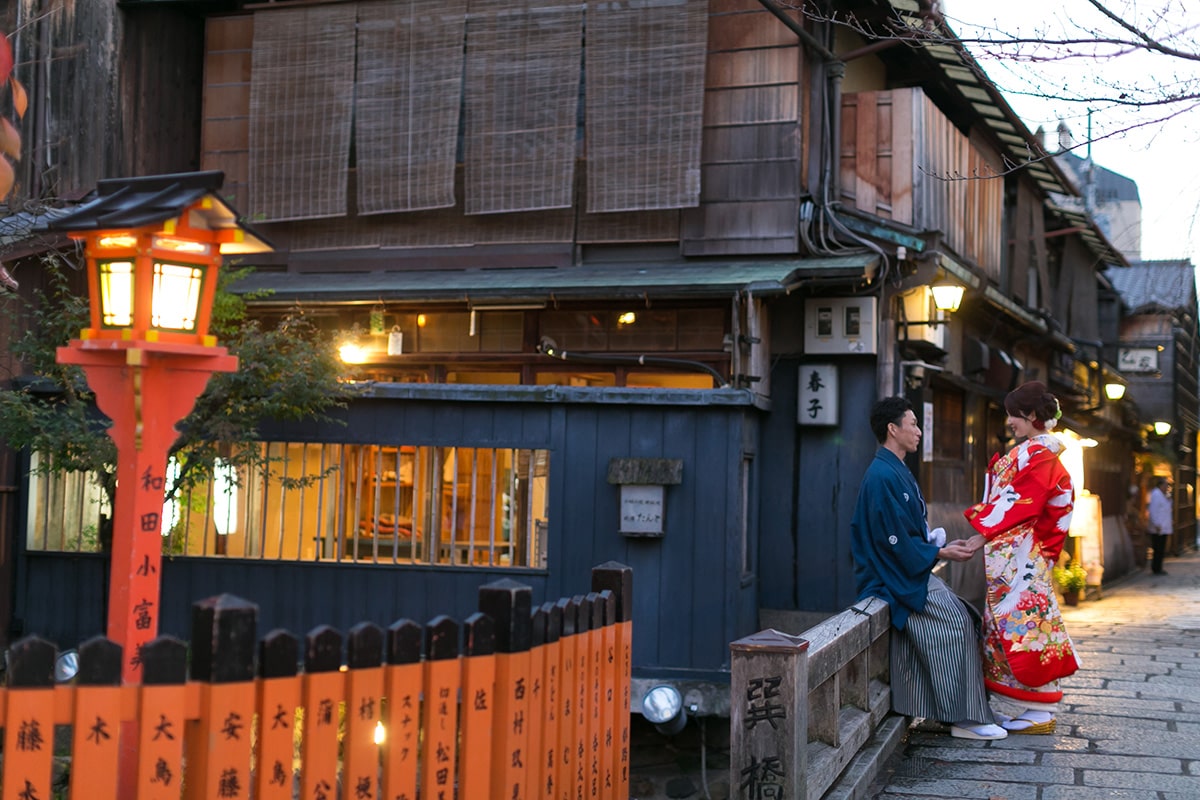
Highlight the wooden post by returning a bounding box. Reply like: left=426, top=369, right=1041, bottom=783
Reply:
left=555, top=596, right=577, bottom=800
left=592, top=561, right=632, bottom=800
left=594, top=590, right=617, bottom=800
left=2, top=636, right=56, bottom=800
left=135, top=636, right=189, bottom=798
left=459, top=612, right=496, bottom=800
left=255, top=629, right=301, bottom=800
left=586, top=592, right=605, bottom=800
left=383, top=619, right=423, bottom=800
left=421, top=615, right=460, bottom=800
left=539, top=602, right=563, bottom=800
left=185, top=594, right=257, bottom=800
left=345, top=622, right=386, bottom=800
left=479, top=577, right=533, bottom=800
left=69, top=636, right=123, bottom=800
left=528, top=605, right=549, bottom=800
left=572, top=594, right=592, bottom=800
left=730, top=630, right=810, bottom=800
left=300, top=625, right=344, bottom=800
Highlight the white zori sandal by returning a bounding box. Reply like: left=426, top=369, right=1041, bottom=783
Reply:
left=995, top=710, right=1056, bottom=734
left=949, top=721, right=1008, bottom=740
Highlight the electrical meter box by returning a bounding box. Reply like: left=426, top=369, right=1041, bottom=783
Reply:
left=803, top=297, right=878, bottom=355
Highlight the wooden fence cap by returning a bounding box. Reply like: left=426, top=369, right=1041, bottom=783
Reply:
left=191, top=593, right=258, bottom=683
left=591, top=562, right=633, bottom=623
left=387, top=619, right=423, bottom=665
left=478, top=578, right=532, bottom=653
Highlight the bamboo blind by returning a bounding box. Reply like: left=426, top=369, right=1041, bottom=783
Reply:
left=356, top=0, right=467, bottom=214
left=463, top=0, right=584, bottom=214
left=263, top=168, right=574, bottom=251
left=249, top=5, right=356, bottom=222
left=584, top=0, right=707, bottom=212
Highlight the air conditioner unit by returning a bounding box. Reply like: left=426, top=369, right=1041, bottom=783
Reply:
left=803, top=297, right=878, bottom=355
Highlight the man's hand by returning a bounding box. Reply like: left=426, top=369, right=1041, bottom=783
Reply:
left=937, top=539, right=978, bottom=562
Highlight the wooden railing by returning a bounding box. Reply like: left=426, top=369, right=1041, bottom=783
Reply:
left=731, top=596, right=901, bottom=800
left=0, top=562, right=632, bottom=800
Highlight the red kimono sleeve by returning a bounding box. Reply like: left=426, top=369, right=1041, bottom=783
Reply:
left=965, top=456, right=1074, bottom=561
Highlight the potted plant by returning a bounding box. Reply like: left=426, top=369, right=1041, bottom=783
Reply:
left=1053, top=558, right=1088, bottom=605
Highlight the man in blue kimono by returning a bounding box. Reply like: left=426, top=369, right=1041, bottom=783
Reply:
left=850, top=396, right=1005, bottom=740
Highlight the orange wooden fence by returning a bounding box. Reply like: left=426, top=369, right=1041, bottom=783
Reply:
left=0, top=562, right=632, bottom=800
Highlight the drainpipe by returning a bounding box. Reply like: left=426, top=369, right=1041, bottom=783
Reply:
left=755, top=0, right=836, bottom=61
left=826, top=60, right=845, bottom=204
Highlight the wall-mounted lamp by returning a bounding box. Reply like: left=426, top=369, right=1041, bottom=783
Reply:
left=1104, top=382, right=1126, bottom=401
left=930, top=282, right=965, bottom=313
left=1154, top=421, right=1172, bottom=436
left=899, top=282, right=964, bottom=328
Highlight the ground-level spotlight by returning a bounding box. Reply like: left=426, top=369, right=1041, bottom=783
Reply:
left=642, top=685, right=688, bottom=736
left=374, top=720, right=386, bottom=745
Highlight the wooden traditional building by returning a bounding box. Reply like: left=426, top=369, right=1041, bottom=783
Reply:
left=0, top=0, right=1147, bottom=711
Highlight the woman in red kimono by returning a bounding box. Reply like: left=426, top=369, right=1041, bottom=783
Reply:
left=964, top=381, right=1080, bottom=734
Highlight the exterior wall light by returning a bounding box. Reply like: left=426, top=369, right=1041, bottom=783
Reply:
left=1154, top=421, right=1172, bottom=436
left=930, top=282, right=965, bottom=313
left=899, top=282, right=964, bottom=329
left=642, top=684, right=688, bottom=735
left=1104, top=382, right=1126, bottom=400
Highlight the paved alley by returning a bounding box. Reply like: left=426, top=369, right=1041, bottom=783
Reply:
left=870, top=548, right=1200, bottom=799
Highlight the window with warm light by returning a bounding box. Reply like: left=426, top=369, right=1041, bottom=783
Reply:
left=25, top=442, right=551, bottom=570
left=151, top=262, right=204, bottom=331
left=97, top=260, right=135, bottom=327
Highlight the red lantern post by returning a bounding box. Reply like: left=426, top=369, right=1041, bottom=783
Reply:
left=47, top=172, right=270, bottom=684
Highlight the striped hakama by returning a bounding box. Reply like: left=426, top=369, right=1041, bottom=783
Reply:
left=890, top=574, right=993, bottom=724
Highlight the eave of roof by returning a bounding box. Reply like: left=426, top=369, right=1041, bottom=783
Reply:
left=226, top=254, right=881, bottom=305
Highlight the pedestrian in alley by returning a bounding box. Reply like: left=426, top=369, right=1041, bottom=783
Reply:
left=850, top=396, right=1006, bottom=741
left=1147, top=477, right=1172, bottom=576
left=965, top=381, right=1080, bottom=735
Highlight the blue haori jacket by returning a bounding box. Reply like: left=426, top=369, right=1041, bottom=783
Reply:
left=850, top=448, right=940, bottom=630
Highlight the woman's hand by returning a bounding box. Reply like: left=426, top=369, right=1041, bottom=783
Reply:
left=938, top=540, right=978, bottom=562
left=964, top=534, right=986, bottom=553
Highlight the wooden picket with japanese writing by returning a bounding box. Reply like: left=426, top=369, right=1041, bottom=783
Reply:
left=573, top=594, right=592, bottom=800
left=0, top=561, right=633, bottom=800
left=480, top=578, right=533, bottom=800
left=421, top=615, right=460, bottom=800
left=185, top=594, right=256, bottom=800
left=136, top=637, right=188, bottom=799
left=69, top=637, right=123, bottom=800
left=539, top=601, right=564, bottom=800
left=383, top=619, right=422, bottom=800
left=529, top=604, right=550, bottom=800
left=345, top=622, right=386, bottom=800
left=555, top=595, right=579, bottom=800
left=299, top=625, right=343, bottom=800
left=594, top=561, right=633, bottom=800
left=459, top=612, right=496, bottom=800
left=254, top=629, right=300, bottom=800
left=3, top=637, right=56, bottom=800
left=595, top=589, right=617, bottom=798
left=587, top=592, right=606, bottom=800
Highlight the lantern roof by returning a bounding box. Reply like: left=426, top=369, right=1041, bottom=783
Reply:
left=38, top=170, right=272, bottom=254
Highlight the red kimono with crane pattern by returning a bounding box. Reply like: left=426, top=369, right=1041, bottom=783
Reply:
left=964, top=434, right=1080, bottom=703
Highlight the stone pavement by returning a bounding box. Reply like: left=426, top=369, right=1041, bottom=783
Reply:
left=869, top=548, right=1200, bottom=800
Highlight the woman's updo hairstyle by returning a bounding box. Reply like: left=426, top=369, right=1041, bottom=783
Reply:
left=1004, top=380, right=1061, bottom=431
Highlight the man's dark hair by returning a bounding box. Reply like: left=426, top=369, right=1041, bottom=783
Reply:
left=870, top=396, right=913, bottom=444
left=1157, top=478, right=1169, bottom=490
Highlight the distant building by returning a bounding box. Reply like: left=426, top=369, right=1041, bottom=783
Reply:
left=1048, top=123, right=1142, bottom=261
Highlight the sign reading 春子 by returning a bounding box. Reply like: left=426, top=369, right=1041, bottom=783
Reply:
left=798, top=364, right=838, bottom=426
